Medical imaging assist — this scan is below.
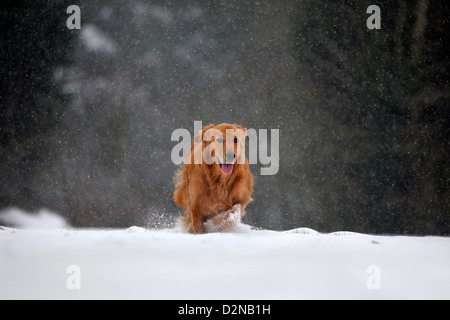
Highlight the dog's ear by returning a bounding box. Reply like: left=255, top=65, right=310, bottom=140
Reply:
left=194, top=124, right=215, bottom=143
left=193, top=133, right=202, bottom=143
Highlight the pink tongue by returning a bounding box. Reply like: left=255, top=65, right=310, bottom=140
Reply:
left=221, top=164, right=233, bottom=175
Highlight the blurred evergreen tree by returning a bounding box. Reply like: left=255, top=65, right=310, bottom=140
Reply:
left=0, top=2, right=77, bottom=209
left=293, top=0, right=449, bottom=234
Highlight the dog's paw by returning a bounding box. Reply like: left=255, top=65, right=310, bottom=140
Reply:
left=204, top=204, right=241, bottom=233
left=226, top=204, right=241, bottom=222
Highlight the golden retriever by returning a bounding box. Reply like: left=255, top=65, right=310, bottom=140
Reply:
left=173, top=123, right=253, bottom=234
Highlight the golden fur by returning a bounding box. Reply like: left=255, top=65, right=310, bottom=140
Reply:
left=173, top=123, right=253, bottom=234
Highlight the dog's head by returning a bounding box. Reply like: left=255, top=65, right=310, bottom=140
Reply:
left=193, top=123, right=247, bottom=176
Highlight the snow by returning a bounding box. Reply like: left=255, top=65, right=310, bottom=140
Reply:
left=1, top=211, right=450, bottom=300
left=0, top=208, right=69, bottom=230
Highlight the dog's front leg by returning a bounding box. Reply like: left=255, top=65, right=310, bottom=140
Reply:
left=188, top=213, right=205, bottom=234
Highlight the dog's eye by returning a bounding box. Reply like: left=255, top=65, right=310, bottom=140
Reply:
left=234, top=137, right=238, bottom=143
left=216, top=137, right=223, bottom=143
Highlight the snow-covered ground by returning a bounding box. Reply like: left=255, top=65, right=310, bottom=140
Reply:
left=1, top=210, right=450, bottom=300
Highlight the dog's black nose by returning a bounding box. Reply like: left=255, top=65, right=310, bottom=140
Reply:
left=225, top=152, right=236, bottom=163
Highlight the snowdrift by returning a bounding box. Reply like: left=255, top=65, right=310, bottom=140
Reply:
left=1, top=210, right=449, bottom=299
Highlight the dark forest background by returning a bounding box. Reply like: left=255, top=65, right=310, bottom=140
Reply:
left=1, top=0, right=449, bottom=234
